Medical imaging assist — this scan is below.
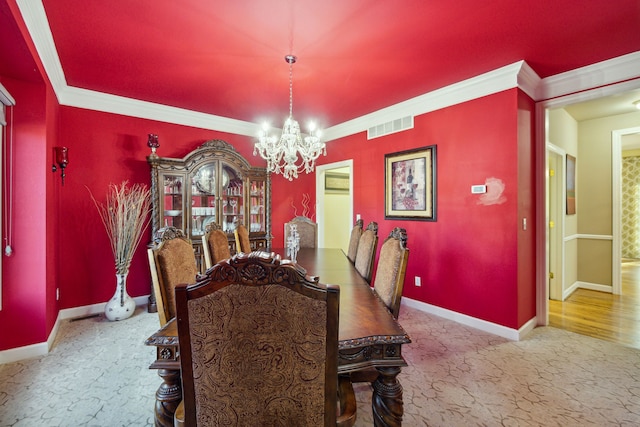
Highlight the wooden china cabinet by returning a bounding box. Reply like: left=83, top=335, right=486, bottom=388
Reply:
left=147, top=139, right=271, bottom=272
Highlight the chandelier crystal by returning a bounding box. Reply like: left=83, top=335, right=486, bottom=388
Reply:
left=254, top=55, right=326, bottom=181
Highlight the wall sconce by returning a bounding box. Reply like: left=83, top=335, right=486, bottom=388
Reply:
left=52, top=147, right=69, bottom=185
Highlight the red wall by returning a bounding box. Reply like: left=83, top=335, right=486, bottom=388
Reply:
left=0, top=77, right=49, bottom=350
left=54, top=109, right=258, bottom=309
left=313, top=89, right=536, bottom=328
left=0, top=14, right=537, bottom=351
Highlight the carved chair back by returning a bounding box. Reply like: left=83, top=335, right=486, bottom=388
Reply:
left=354, top=222, right=379, bottom=283
left=147, top=226, right=198, bottom=325
left=346, top=219, right=364, bottom=263
left=202, top=223, right=231, bottom=269
left=175, top=251, right=340, bottom=426
left=233, top=224, right=251, bottom=253
left=373, top=227, right=409, bottom=319
left=284, top=216, right=318, bottom=248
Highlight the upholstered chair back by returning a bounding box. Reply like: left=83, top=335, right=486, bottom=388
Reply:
left=346, top=219, right=364, bottom=263
left=175, top=252, right=340, bottom=426
left=147, top=227, right=198, bottom=325
left=285, top=216, right=318, bottom=248
left=233, top=224, right=251, bottom=253
left=373, top=227, right=409, bottom=319
left=354, top=222, right=379, bottom=283
left=202, top=223, right=231, bottom=269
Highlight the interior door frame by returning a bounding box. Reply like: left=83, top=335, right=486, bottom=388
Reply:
left=315, top=160, right=354, bottom=248
left=535, top=79, right=640, bottom=325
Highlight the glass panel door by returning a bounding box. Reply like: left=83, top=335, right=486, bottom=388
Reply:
left=191, top=162, right=217, bottom=237
left=161, top=174, right=185, bottom=229
left=220, top=164, right=244, bottom=233
left=249, top=179, right=266, bottom=232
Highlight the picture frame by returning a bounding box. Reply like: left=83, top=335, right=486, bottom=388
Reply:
left=324, top=172, right=349, bottom=193
left=385, top=145, right=436, bottom=221
left=566, top=154, right=576, bottom=215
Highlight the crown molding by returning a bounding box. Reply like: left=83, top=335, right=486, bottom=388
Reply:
left=16, top=0, right=258, bottom=136
left=538, top=51, right=640, bottom=100
left=60, top=86, right=258, bottom=136
left=15, top=0, right=67, bottom=95
left=0, top=82, right=15, bottom=106
left=15, top=1, right=640, bottom=142
left=323, top=61, right=536, bottom=142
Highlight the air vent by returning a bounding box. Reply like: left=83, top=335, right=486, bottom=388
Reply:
left=367, top=116, right=414, bottom=139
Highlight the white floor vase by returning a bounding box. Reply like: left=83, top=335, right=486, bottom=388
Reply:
left=105, top=273, right=136, bottom=321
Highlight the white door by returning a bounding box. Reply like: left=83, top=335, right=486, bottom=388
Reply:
left=547, top=146, right=564, bottom=301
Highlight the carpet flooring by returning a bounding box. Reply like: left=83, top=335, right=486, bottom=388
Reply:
left=1, top=304, right=639, bottom=426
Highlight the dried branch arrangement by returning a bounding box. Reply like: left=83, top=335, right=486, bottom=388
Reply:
left=89, top=181, right=152, bottom=274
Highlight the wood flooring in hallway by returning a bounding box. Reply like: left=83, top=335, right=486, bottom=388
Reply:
left=549, top=259, right=640, bottom=349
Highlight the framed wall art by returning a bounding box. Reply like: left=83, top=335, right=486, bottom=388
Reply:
left=324, top=172, right=349, bottom=193
left=385, top=145, right=437, bottom=221
left=566, top=154, right=576, bottom=215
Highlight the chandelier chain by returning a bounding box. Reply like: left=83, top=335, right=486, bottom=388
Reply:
left=289, top=58, right=293, bottom=118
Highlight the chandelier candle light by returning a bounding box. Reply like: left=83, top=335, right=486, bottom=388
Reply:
left=254, top=55, right=326, bottom=181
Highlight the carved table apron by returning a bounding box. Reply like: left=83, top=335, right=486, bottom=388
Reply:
left=145, top=248, right=411, bottom=427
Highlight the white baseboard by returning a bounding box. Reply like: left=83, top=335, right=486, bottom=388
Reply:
left=0, top=295, right=150, bottom=365
left=402, top=297, right=536, bottom=341
left=576, top=281, right=613, bottom=293
left=562, top=281, right=612, bottom=301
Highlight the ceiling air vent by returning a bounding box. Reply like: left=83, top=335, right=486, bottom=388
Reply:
left=367, top=116, right=414, bottom=140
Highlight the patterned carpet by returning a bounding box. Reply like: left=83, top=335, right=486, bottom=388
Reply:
left=1, top=304, right=639, bottom=426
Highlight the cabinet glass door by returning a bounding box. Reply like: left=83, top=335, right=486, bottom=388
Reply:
left=220, top=164, right=244, bottom=233
left=161, top=174, right=185, bottom=229
left=249, top=179, right=266, bottom=232
left=191, top=163, right=218, bottom=237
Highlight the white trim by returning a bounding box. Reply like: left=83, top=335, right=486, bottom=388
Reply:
left=0, top=82, right=16, bottom=107
left=324, top=61, right=534, bottom=142
left=402, top=297, right=536, bottom=341
left=0, top=295, right=149, bottom=364
left=536, top=104, right=549, bottom=325
left=561, top=280, right=614, bottom=301
left=15, top=0, right=67, bottom=96
left=538, top=51, right=640, bottom=100
left=563, top=233, right=613, bottom=241
left=576, top=281, right=613, bottom=293
left=60, top=86, right=258, bottom=136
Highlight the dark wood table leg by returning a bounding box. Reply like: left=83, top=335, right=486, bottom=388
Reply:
left=154, top=368, right=182, bottom=427
left=372, top=366, right=403, bottom=427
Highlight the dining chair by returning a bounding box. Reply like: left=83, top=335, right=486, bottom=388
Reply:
left=353, top=221, right=378, bottom=283
left=350, top=228, right=409, bottom=386
left=233, top=223, right=251, bottom=253
left=373, top=227, right=409, bottom=319
left=147, top=226, right=199, bottom=326
left=346, top=219, right=364, bottom=263
left=174, top=251, right=355, bottom=426
left=202, top=223, right=231, bottom=269
left=284, top=216, right=318, bottom=248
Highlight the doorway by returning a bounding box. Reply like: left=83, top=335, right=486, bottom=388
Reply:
left=537, top=85, right=640, bottom=327
left=315, top=160, right=354, bottom=249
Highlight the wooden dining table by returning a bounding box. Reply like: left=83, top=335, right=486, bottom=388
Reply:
left=145, top=247, right=411, bottom=426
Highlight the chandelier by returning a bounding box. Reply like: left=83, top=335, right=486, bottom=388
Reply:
left=254, top=55, right=326, bottom=181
